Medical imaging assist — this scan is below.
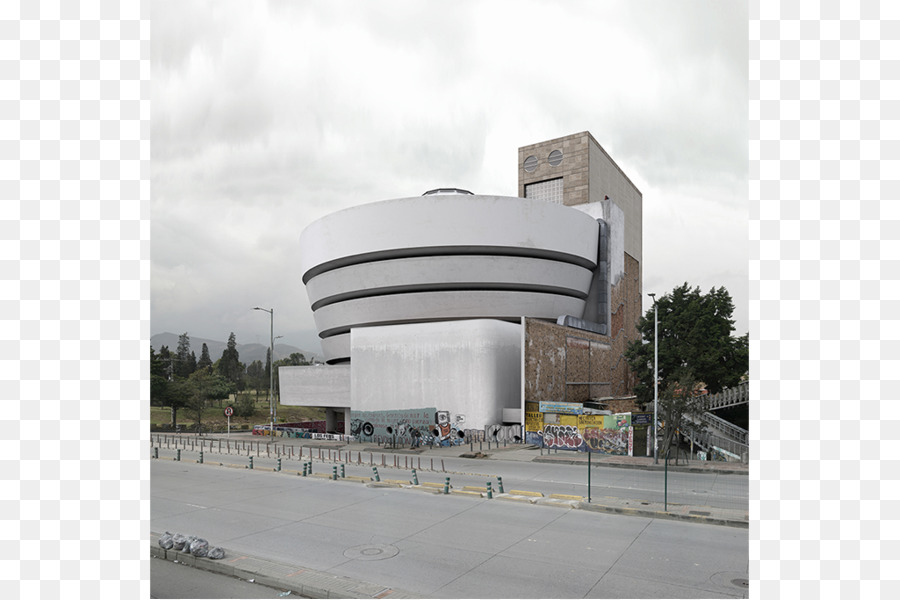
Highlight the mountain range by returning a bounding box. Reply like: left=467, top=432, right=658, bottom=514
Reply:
left=150, top=332, right=321, bottom=365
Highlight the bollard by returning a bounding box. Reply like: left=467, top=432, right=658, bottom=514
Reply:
left=332, top=466, right=337, bottom=480
left=176, top=449, right=181, bottom=462
left=486, top=481, right=493, bottom=499
left=340, top=464, right=345, bottom=478
left=276, top=458, right=282, bottom=472
left=443, top=476, right=450, bottom=495
left=249, top=456, right=254, bottom=469
left=372, top=466, right=380, bottom=482
left=497, top=476, right=504, bottom=494
left=411, top=468, right=419, bottom=485
left=199, top=451, right=203, bottom=464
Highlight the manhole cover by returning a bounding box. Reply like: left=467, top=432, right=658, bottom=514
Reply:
left=343, top=544, right=399, bottom=561
left=709, top=571, right=750, bottom=590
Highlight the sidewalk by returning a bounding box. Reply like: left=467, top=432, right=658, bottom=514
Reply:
left=155, top=431, right=748, bottom=474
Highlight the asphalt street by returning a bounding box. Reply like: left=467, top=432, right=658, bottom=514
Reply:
left=151, top=456, right=749, bottom=598
left=151, top=435, right=748, bottom=519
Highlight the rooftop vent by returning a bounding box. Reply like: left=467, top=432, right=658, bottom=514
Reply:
left=422, top=188, right=474, bottom=196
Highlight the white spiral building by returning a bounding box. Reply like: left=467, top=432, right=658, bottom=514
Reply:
left=281, top=131, right=642, bottom=442
left=298, top=191, right=605, bottom=364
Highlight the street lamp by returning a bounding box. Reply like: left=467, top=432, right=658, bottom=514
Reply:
left=648, top=293, right=659, bottom=464
left=253, top=307, right=275, bottom=438
left=273, top=335, right=283, bottom=407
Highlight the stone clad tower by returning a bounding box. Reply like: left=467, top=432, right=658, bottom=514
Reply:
left=518, top=131, right=643, bottom=399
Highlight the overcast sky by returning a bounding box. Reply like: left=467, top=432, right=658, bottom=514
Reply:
left=151, top=0, right=749, bottom=357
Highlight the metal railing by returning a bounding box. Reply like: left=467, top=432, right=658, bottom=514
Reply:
left=704, top=381, right=749, bottom=410
left=700, top=411, right=747, bottom=445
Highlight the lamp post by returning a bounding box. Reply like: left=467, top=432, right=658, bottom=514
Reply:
left=648, top=293, right=658, bottom=464
left=273, top=335, right=283, bottom=407
left=253, top=307, right=275, bottom=438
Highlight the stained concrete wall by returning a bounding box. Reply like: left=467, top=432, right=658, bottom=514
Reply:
left=279, top=364, right=351, bottom=407
left=350, top=320, right=522, bottom=430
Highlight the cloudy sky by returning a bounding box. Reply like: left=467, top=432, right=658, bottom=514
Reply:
left=151, top=0, right=748, bottom=356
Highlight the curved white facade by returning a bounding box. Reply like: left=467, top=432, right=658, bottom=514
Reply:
left=299, top=194, right=602, bottom=362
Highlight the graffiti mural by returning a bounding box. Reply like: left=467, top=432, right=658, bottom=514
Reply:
left=543, top=425, right=584, bottom=450
left=523, top=412, right=637, bottom=455
left=349, top=407, right=520, bottom=447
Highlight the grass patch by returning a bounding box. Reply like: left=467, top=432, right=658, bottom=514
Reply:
left=150, top=391, right=325, bottom=431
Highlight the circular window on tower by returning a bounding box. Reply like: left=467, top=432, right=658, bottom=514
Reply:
left=523, top=155, right=538, bottom=172
left=548, top=149, right=563, bottom=166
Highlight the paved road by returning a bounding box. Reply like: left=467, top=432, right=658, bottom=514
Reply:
left=152, top=459, right=749, bottom=598
left=151, top=556, right=300, bottom=598
left=152, top=437, right=748, bottom=520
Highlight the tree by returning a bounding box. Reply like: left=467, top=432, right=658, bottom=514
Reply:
left=657, top=372, right=707, bottom=465
left=246, top=360, right=265, bottom=402
left=625, top=283, right=748, bottom=405
left=233, top=392, right=258, bottom=418
left=151, top=345, right=186, bottom=428
left=174, top=333, right=195, bottom=379
left=625, top=284, right=749, bottom=460
left=150, top=346, right=172, bottom=406
left=197, top=343, right=213, bottom=371
left=217, top=332, right=244, bottom=391
left=184, top=369, right=231, bottom=433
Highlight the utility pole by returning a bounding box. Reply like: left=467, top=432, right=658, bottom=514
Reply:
left=253, top=307, right=275, bottom=438
left=648, top=293, right=658, bottom=464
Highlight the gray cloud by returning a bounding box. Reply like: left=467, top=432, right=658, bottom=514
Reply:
left=151, top=0, right=749, bottom=355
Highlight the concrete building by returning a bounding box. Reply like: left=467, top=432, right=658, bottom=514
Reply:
left=280, top=132, right=645, bottom=453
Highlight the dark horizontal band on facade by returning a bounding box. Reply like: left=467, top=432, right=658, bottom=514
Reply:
left=318, top=316, right=524, bottom=341
left=310, top=282, right=590, bottom=312
left=301, top=246, right=598, bottom=284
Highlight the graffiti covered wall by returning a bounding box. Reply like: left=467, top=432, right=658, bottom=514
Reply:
left=524, top=411, right=636, bottom=455
left=350, top=407, right=521, bottom=447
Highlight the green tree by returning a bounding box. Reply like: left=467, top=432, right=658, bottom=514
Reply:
left=625, top=283, right=748, bottom=461
left=233, top=392, right=258, bottom=418
left=151, top=345, right=186, bottom=428
left=625, top=283, right=748, bottom=405
left=174, top=332, right=194, bottom=379
left=657, top=372, right=707, bottom=465
left=184, top=369, right=231, bottom=433
left=246, top=360, right=265, bottom=402
left=217, top=332, right=244, bottom=391
left=197, top=343, right=213, bottom=371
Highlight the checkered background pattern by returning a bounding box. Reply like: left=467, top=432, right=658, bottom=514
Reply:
left=2, top=1, right=148, bottom=598
left=752, top=2, right=895, bottom=599
left=0, top=1, right=893, bottom=598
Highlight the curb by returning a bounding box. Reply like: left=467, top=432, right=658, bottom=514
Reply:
left=575, top=501, right=749, bottom=528
left=151, top=533, right=421, bottom=599
left=531, top=456, right=748, bottom=475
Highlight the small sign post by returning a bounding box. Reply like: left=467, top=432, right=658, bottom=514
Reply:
left=225, top=406, right=234, bottom=437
